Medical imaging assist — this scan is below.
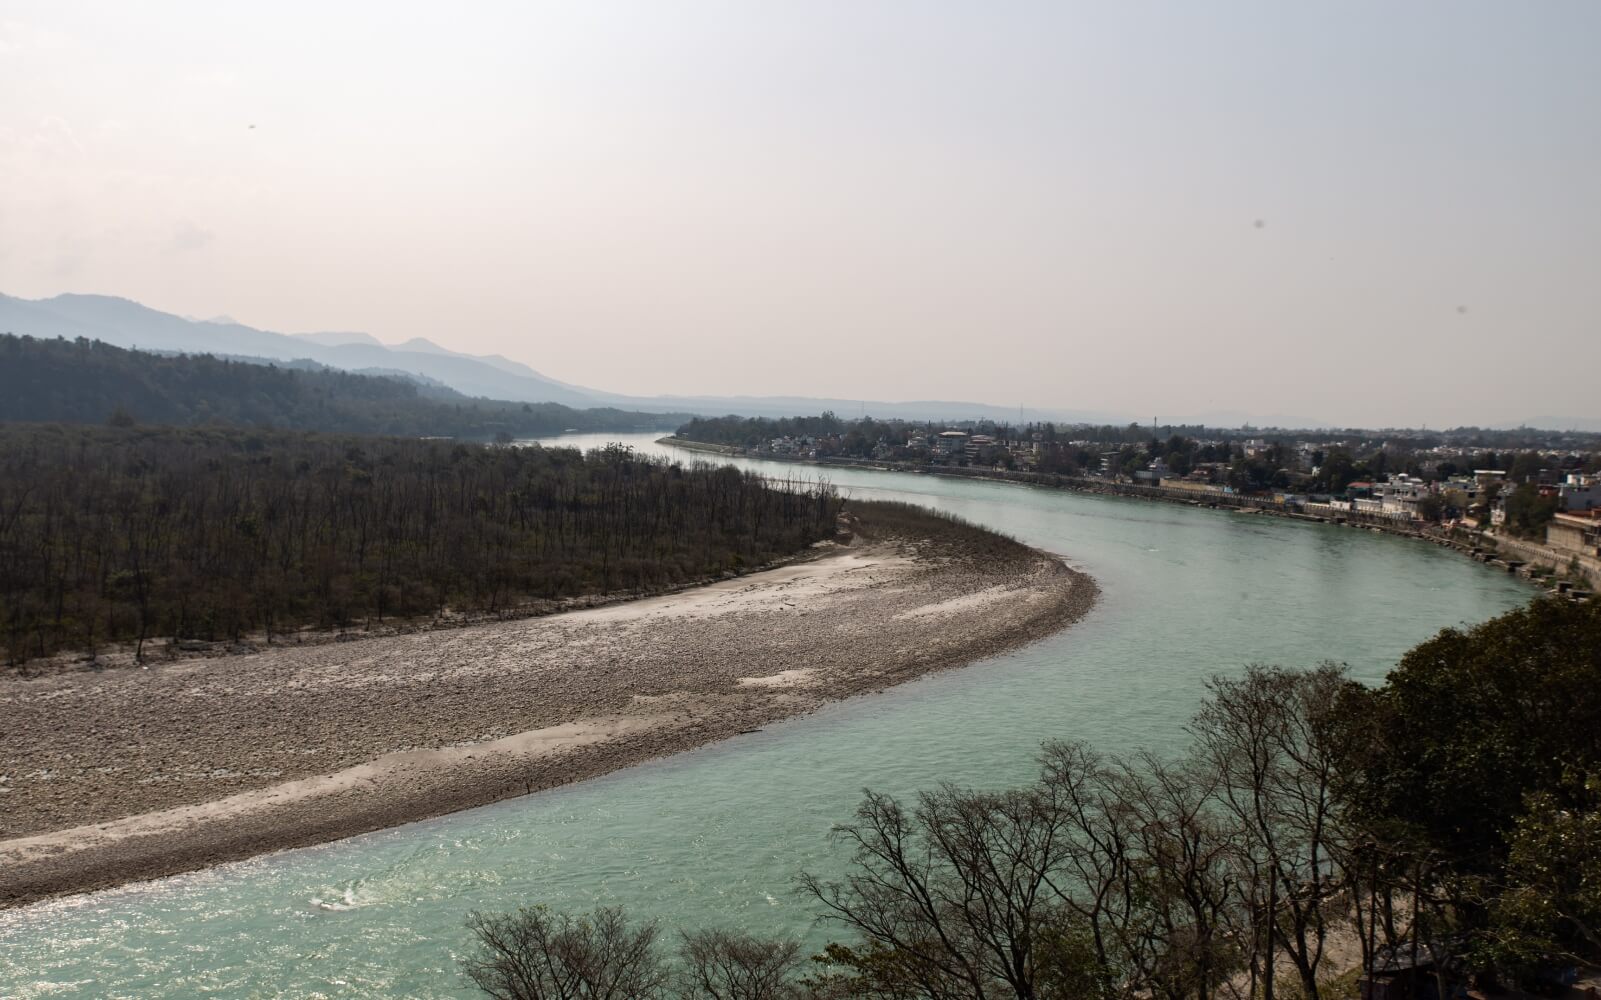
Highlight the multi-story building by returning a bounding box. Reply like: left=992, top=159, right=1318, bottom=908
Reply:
left=965, top=434, right=996, bottom=462
left=933, top=430, right=969, bottom=462
left=1548, top=509, right=1601, bottom=558
left=1375, top=474, right=1430, bottom=518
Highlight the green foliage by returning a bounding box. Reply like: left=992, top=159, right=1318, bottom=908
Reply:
left=0, top=333, right=681, bottom=438
left=1331, top=599, right=1601, bottom=985
left=1345, top=599, right=1601, bottom=879
left=1481, top=773, right=1601, bottom=970
left=1227, top=456, right=1275, bottom=492
left=679, top=414, right=876, bottom=455
left=1501, top=482, right=1560, bottom=539
left=0, top=425, right=841, bottom=667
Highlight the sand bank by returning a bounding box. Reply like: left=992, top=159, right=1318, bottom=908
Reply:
left=0, top=515, right=1095, bottom=907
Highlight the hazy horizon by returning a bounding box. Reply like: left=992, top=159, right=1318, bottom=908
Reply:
left=3, top=2, right=1598, bottom=427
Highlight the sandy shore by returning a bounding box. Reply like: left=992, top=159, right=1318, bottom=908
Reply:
left=0, top=511, right=1096, bottom=908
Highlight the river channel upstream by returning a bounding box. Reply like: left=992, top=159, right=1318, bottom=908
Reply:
left=0, top=432, right=1531, bottom=998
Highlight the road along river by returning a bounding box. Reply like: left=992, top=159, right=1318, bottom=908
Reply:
left=0, top=432, right=1531, bottom=998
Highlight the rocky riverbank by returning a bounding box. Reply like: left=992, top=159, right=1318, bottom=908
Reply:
left=0, top=504, right=1096, bottom=908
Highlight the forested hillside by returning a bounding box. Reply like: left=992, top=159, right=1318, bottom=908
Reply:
left=0, top=425, right=842, bottom=667
left=0, top=334, right=681, bottom=438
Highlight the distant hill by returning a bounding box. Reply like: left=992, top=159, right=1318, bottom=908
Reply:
left=291, top=330, right=385, bottom=348
left=0, top=292, right=1120, bottom=423
left=0, top=334, right=685, bottom=438
left=0, top=292, right=609, bottom=406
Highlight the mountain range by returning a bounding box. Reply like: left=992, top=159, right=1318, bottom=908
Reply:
left=0, top=293, right=1111, bottom=423
left=5, top=292, right=1596, bottom=432
left=0, top=333, right=677, bottom=438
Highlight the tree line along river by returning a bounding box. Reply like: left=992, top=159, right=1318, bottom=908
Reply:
left=0, top=432, right=1532, bottom=999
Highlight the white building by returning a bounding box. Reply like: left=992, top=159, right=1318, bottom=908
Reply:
left=1374, top=474, right=1430, bottom=518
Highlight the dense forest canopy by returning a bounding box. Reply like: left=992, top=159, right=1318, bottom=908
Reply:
left=0, top=334, right=683, bottom=438
left=0, top=425, right=841, bottom=668
left=1346, top=597, right=1601, bottom=880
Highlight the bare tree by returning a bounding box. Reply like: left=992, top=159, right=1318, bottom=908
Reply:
left=463, top=667, right=1378, bottom=1000
left=1107, top=753, right=1243, bottom=1000
left=1036, top=740, right=1131, bottom=1000
left=1039, top=741, right=1246, bottom=1000
left=799, top=784, right=1104, bottom=999
left=462, top=906, right=671, bottom=1000
left=1190, top=663, right=1354, bottom=1000
left=679, top=929, right=805, bottom=1000
left=0, top=425, right=846, bottom=669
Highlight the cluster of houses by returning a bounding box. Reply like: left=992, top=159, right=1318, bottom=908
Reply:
left=764, top=435, right=822, bottom=457
left=1311, top=473, right=1480, bottom=520
left=1093, top=440, right=1599, bottom=570
left=766, top=430, right=1030, bottom=464
left=751, top=429, right=1601, bottom=563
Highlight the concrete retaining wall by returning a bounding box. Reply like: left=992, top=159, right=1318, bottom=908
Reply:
left=1487, top=535, right=1601, bottom=590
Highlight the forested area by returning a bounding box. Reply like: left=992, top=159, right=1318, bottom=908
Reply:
left=462, top=599, right=1601, bottom=1000
left=0, top=425, right=841, bottom=668
left=679, top=412, right=866, bottom=448
left=0, top=334, right=682, bottom=438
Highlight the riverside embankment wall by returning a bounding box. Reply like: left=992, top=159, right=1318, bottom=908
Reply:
left=1487, top=534, right=1601, bottom=590
left=660, top=438, right=1597, bottom=594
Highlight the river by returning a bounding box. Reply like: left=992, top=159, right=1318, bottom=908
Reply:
left=0, top=432, right=1531, bottom=998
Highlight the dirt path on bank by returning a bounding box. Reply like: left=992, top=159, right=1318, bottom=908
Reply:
left=0, top=520, right=1095, bottom=908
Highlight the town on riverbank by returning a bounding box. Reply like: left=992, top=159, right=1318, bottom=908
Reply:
left=671, top=415, right=1601, bottom=593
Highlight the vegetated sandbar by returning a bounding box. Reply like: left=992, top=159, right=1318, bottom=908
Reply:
left=0, top=505, right=1096, bottom=908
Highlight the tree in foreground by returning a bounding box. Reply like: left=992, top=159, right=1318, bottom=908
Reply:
left=463, top=668, right=1366, bottom=1000
left=1335, top=598, right=1601, bottom=988
left=462, top=906, right=670, bottom=1000
left=679, top=929, right=807, bottom=1000
left=1481, top=773, right=1601, bottom=974
left=464, top=600, right=1601, bottom=998
left=461, top=907, right=808, bottom=1000
left=799, top=783, right=1109, bottom=999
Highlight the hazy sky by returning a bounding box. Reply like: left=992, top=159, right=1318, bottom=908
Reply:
left=3, top=2, right=1598, bottom=426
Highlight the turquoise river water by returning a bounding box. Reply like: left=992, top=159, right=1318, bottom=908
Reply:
left=0, top=432, right=1532, bottom=998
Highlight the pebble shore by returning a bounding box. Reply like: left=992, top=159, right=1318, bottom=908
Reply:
left=0, top=510, right=1095, bottom=908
